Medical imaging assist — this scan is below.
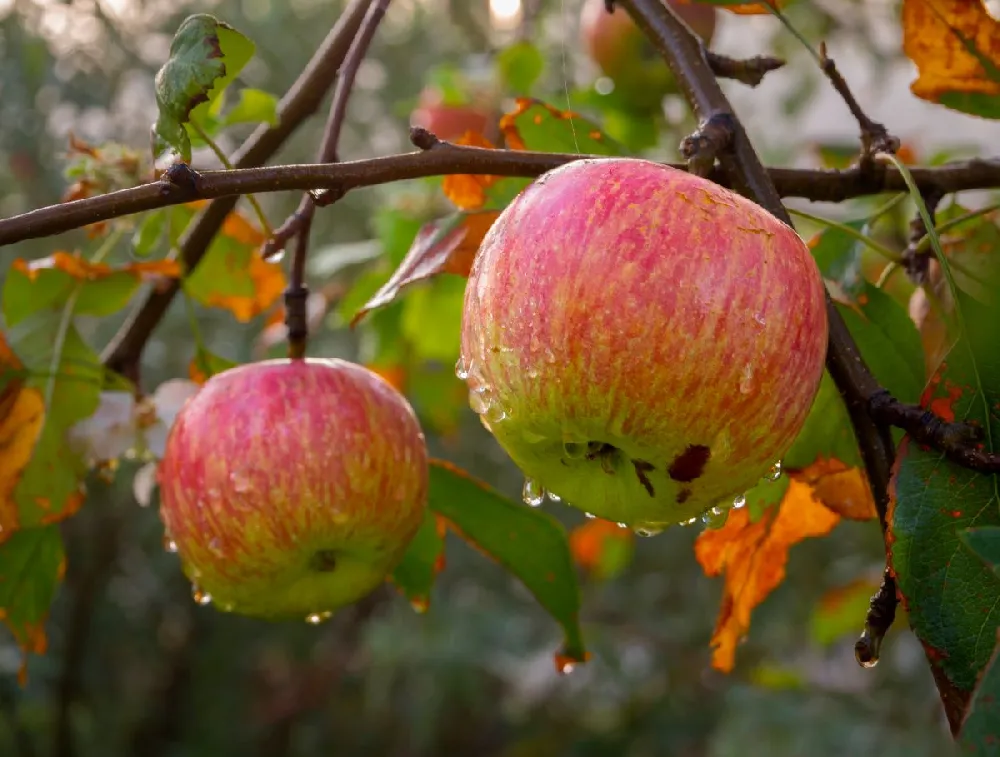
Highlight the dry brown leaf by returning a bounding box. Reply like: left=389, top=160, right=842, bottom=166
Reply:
left=791, top=457, right=878, bottom=521
left=902, top=0, right=1000, bottom=107
left=695, top=483, right=841, bottom=672
left=0, top=335, right=45, bottom=540
left=352, top=210, right=499, bottom=326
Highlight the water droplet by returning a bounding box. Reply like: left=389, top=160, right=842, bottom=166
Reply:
left=753, top=312, right=766, bottom=328
left=208, top=537, right=223, bottom=555
left=859, top=656, right=879, bottom=669
left=764, top=460, right=783, bottom=482
left=616, top=522, right=627, bottom=528
left=191, top=585, right=212, bottom=605
left=711, top=506, right=724, bottom=516
left=739, top=363, right=754, bottom=395
left=306, top=611, right=332, bottom=625
left=268, top=248, right=286, bottom=263
left=521, top=478, right=545, bottom=507
left=547, top=491, right=562, bottom=502
left=485, top=402, right=508, bottom=423
left=230, top=471, right=251, bottom=493
left=162, top=534, right=178, bottom=553
left=468, top=387, right=490, bottom=415
left=733, top=494, right=747, bottom=509
left=634, top=524, right=662, bottom=537
left=562, top=441, right=587, bottom=459
left=584, top=512, right=596, bottom=519
left=455, top=356, right=471, bottom=381
left=680, top=517, right=699, bottom=526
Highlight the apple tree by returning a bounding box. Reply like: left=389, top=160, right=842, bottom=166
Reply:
left=0, top=0, right=999, bottom=753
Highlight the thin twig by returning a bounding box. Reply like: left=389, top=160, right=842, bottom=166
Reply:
left=98, top=0, right=374, bottom=382
left=854, top=568, right=899, bottom=668
left=706, top=50, right=785, bottom=87
left=2, top=149, right=997, bottom=250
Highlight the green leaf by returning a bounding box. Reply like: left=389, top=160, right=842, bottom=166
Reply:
left=0, top=526, right=64, bottom=660
left=427, top=460, right=587, bottom=663
left=837, top=282, right=925, bottom=404
left=400, top=276, right=465, bottom=362
left=959, top=631, right=1000, bottom=754
left=502, top=98, right=623, bottom=156
left=132, top=209, right=168, bottom=258
left=960, top=527, right=1000, bottom=581
left=182, top=226, right=260, bottom=313
left=783, top=372, right=862, bottom=470
left=742, top=475, right=790, bottom=523
left=890, top=291, right=1000, bottom=699
left=152, top=14, right=255, bottom=161
left=4, top=265, right=141, bottom=320
left=807, top=218, right=867, bottom=296
left=496, top=42, right=545, bottom=95
left=218, top=87, right=279, bottom=128
left=391, top=509, right=445, bottom=609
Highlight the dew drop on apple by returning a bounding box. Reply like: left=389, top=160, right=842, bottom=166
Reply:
left=739, top=363, right=755, bottom=395
left=764, top=460, right=783, bottom=481
left=305, top=611, right=332, bottom=625
left=162, top=534, right=178, bottom=553
left=733, top=493, right=747, bottom=509
left=584, top=511, right=596, bottom=519
left=753, top=312, right=766, bottom=328
left=191, top=585, right=212, bottom=606
left=230, top=471, right=251, bottom=493
left=486, top=402, right=508, bottom=423
left=455, top=356, right=471, bottom=381
left=521, top=478, right=545, bottom=507
left=547, top=491, right=562, bottom=502
left=468, top=387, right=490, bottom=415
left=634, top=525, right=662, bottom=537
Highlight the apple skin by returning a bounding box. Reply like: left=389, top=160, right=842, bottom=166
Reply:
left=157, top=358, right=429, bottom=619
left=580, top=0, right=717, bottom=110
left=459, top=158, right=828, bottom=530
left=411, top=87, right=490, bottom=142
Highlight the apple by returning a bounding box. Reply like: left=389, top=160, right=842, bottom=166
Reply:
left=157, top=358, right=429, bottom=619
left=410, top=86, right=491, bottom=142
left=580, top=0, right=717, bottom=110
left=459, top=158, right=828, bottom=531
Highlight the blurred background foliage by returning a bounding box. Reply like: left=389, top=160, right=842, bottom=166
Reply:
left=0, top=0, right=992, bottom=754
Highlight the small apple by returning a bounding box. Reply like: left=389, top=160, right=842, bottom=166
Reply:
left=410, top=86, right=491, bottom=142
left=459, top=158, right=828, bottom=531
left=580, top=0, right=717, bottom=110
left=157, top=358, right=429, bottom=619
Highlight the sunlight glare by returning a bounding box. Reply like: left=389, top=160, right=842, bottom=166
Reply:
left=490, top=0, right=522, bottom=30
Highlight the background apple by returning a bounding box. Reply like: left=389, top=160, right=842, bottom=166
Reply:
left=410, top=84, right=493, bottom=142
left=459, top=158, right=828, bottom=531
left=158, top=358, right=429, bottom=619
left=580, top=0, right=717, bottom=111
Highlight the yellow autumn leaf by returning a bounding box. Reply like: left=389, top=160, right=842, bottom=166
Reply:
left=694, top=482, right=841, bottom=672
left=902, top=0, right=1000, bottom=113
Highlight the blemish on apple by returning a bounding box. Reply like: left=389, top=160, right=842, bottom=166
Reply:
left=668, top=444, right=711, bottom=483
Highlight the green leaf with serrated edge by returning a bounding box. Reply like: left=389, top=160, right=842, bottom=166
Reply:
left=0, top=526, right=63, bottom=657
left=501, top=98, right=623, bottom=156
left=427, top=460, right=587, bottom=663
left=496, top=42, right=545, bottom=95
left=218, top=87, right=279, bottom=127
left=152, top=14, right=254, bottom=161
left=837, top=282, right=925, bottom=405
left=183, top=227, right=258, bottom=305
left=6, top=311, right=102, bottom=528
left=959, top=630, right=1000, bottom=753
left=960, top=527, right=1000, bottom=581
left=3, top=264, right=145, bottom=321
left=808, top=219, right=866, bottom=297
left=890, top=291, right=1000, bottom=698
left=391, top=509, right=444, bottom=607
left=132, top=209, right=168, bottom=258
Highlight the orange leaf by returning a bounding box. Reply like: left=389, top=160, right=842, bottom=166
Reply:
left=791, top=457, right=878, bottom=521
left=366, top=363, right=408, bottom=394
left=569, top=518, right=633, bottom=573
left=902, top=0, right=1000, bottom=110
left=722, top=1, right=786, bottom=15
left=442, top=132, right=501, bottom=211
left=205, top=251, right=287, bottom=322
left=352, top=211, right=499, bottom=325
left=695, top=482, right=841, bottom=672
left=0, top=336, right=45, bottom=541
left=11, top=251, right=181, bottom=282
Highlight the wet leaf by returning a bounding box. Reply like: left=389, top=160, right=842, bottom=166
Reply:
left=902, top=0, right=1000, bottom=119
left=352, top=211, right=498, bottom=325
left=427, top=460, right=587, bottom=664
left=810, top=578, right=882, bottom=647
left=0, top=525, right=64, bottom=684
left=889, top=291, right=1000, bottom=707
left=569, top=518, right=634, bottom=581
left=183, top=208, right=285, bottom=321
left=695, top=481, right=841, bottom=672
left=390, top=509, right=446, bottom=610
left=6, top=252, right=180, bottom=319
left=152, top=14, right=255, bottom=160
left=959, top=630, right=1000, bottom=752
left=499, top=97, right=622, bottom=155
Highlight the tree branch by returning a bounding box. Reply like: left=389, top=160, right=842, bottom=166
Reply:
left=96, top=0, right=375, bottom=382
left=706, top=50, right=785, bottom=88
